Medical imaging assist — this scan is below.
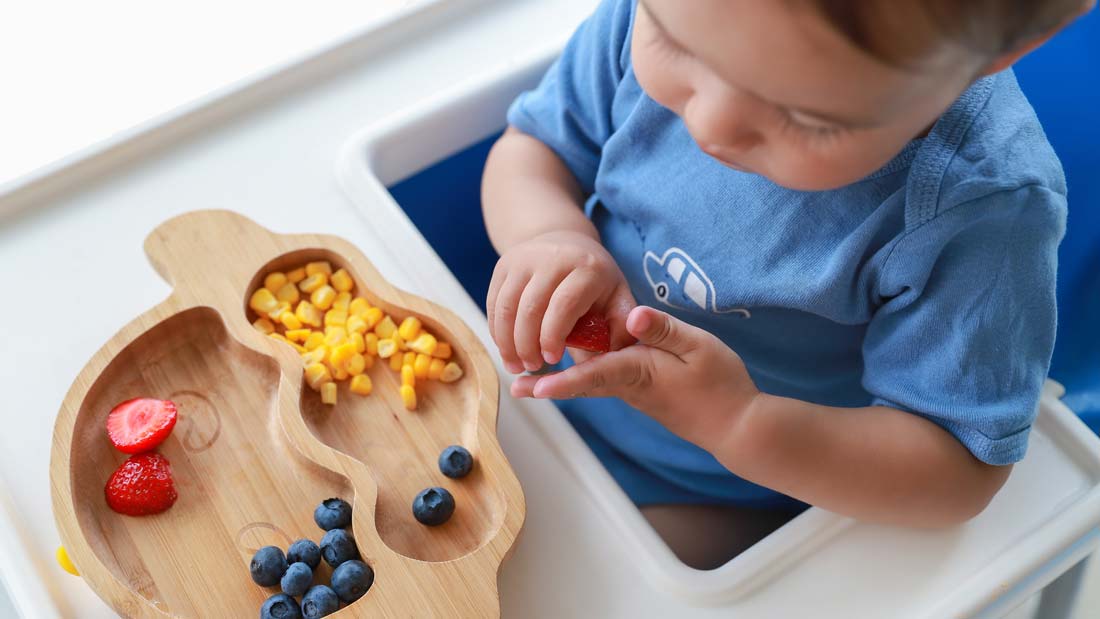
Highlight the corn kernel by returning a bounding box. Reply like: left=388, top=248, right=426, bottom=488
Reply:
left=413, top=353, right=431, bottom=379
left=276, top=282, right=300, bottom=305
left=333, top=367, right=349, bottom=381
left=362, top=353, right=375, bottom=369
left=330, top=268, right=354, bottom=292
left=400, top=384, right=417, bottom=411
left=267, top=301, right=291, bottom=321
left=428, top=358, right=445, bottom=380
left=389, top=353, right=404, bottom=371
left=377, top=338, right=398, bottom=359
left=280, top=311, right=303, bottom=330
left=324, top=309, right=348, bottom=328
left=408, top=332, right=437, bottom=356
left=398, top=316, right=422, bottom=341
left=439, top=362, right=464, bottom=383
left=287, top=267, right=307, bottom=284
left=252, top=318, right=275, bottom=334
left=346, top=353, right=367, bottom=376
left=295, top=301, right=323, bottom=328
left=401, top=365, right=416, bottom=388
left=373, top=315, right=396, bottom=338
left=264, top=271, right=288, bottom=293
left=321, top=382, right=338, bottom=405
left=403, top=351, right=416, bottom=367
left=330, top=342, right=356, bottom=368
left=349, top=298, right=371, bottom=317
left=432, top=342, right=452, bottom=360
left=392, top=333, right=405, bottom=352
left=324, top=328, right=347, bottom=348
left=312, top=285, right=337, bottom=311
left=351, top=332, right=365, bottom=354
left=249, top=288, right=280, bottom=314
left=363, top=306, right=384, bottom=329
left=285, top=329, right=311, bottom=342
left=299, top=273, right=327, bottom=294
left=306, top=261, right=333, bottom=276
left=364, top=333, right=379, bottom=356
left=350, top=374, right=373, bottom=396
left=305, top=363, right=331, bottom=390
left=346, top=315, right=367, bottom=334
left=333, top=292, right=352, bottom=311
left=304, top=331, right=325, bottom=351
left=291, top=342, right=307, bottom=353
left=303, top=347, right=326, bottom=365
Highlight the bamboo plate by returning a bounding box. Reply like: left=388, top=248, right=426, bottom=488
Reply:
left=50, top=210, right=525, bottom=617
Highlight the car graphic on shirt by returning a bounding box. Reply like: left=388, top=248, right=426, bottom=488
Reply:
left=643, top=247, right=751, bottom=318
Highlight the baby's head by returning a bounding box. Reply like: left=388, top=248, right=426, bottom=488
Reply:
left=633, top=0, right=1093, bottom=190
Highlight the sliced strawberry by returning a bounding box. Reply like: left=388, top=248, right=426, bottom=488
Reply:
left=565, top=310, right=611, bottom=353
left=106, top=398, right=178, bottom=454
left=104, top=452, right=178, bottom=516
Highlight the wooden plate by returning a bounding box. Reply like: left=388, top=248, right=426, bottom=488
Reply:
left=50, top=210, right=525, bottom=617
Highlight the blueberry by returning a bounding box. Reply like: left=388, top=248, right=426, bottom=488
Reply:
left=331, top=559, right=374, bottom=603
left=280, top=562, right=313, bottom=598
left=320, top=528, right=359, bottom=568
left=250, top=546, right=289, bottom=587
left=301, top=585, right=340, bottom=618
left=438, top=445, right=474, bottom=479
left=260, top=592, right=302, bottom=619
left=412, top=487, right=455, bottom=526
left=313, top=498, right=352, bottom=531
left=286, top=539, right=321, bottom=570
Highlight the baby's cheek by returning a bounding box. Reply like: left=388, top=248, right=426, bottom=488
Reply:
left=768, top=137, right=904, bottom=191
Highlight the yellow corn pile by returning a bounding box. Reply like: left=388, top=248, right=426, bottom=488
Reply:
left=249, top=260, right=463, bottom=409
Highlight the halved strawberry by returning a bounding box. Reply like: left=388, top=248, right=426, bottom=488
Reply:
left=104, top=452, right=178, bottom=516
left=565, top=310, right=611, bottom=353
left=106, top=398, right=178, bottom=454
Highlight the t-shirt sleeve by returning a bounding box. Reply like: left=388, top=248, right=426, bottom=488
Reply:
left=505, top=0, right=633, bottom=193
left=862, top=184, right=1067, bottom=465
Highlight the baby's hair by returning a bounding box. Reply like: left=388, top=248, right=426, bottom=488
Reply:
left=803, top=0, right=1089, bottom=67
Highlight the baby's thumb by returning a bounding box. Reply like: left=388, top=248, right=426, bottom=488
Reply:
left=626, top=306, right=700, bottom=358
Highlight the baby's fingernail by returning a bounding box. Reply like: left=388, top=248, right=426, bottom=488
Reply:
left=542, top=350, right=556, bottom=365
left=504, top=360, right=523, bottom=374
left=523, top=361, right=540, bottom=373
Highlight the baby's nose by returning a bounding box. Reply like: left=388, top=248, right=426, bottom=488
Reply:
left=683, top=87, right=764, bottom=154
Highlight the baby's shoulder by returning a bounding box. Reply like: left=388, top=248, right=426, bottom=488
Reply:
left=928, top=70, right=1066, bottom=221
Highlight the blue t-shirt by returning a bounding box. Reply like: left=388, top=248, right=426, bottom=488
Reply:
left=507, top=0, right=1067, bottom=505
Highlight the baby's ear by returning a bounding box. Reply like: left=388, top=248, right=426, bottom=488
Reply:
left=981, top=2, right=1094, bottom=75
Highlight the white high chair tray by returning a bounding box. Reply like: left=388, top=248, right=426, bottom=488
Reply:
left=1, top=0, right=1097, bottom=617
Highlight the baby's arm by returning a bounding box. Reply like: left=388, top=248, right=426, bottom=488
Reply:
left=723, top=393, right=1012, bottom=526
left=482, top=127, right=596, bottom=252
left=482, top=128, right=637, bottom=374
left=514, top=305, right=1011, bottom=527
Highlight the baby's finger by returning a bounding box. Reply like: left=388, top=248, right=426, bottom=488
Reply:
left=485, top=260, right=508, bottom=341
left=540, top=269, right=602, bottom=365
left=493, top=274, right=528, bottom=374
left=509, top=374, right=541, bottom=399
left=531, top=347, right=654, bottom=400
left=513, top=272, right=564, bottom=372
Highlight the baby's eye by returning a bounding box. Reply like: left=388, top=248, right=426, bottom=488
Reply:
left=785, top=110, right=844, bottom=134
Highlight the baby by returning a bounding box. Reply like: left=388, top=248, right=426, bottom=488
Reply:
left=481, top=0, right=1093, bottom=568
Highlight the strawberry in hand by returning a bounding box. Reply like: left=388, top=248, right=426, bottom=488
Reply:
left=565, top=310, right=611, bottom=353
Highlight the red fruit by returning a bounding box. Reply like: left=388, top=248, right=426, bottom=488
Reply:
left=565, top=310, right=611, bottom=353
left=106, top=398, right=178, bottom=454
left=104, top=452, right=178, bottom=516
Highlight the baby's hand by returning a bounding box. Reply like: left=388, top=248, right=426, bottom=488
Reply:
left=511, top=306, right=759, bottom=452
left=487, top=230, right=636, bottom=374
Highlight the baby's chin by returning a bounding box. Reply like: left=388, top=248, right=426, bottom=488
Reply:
left=707, top=152, right=884, bottom=192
